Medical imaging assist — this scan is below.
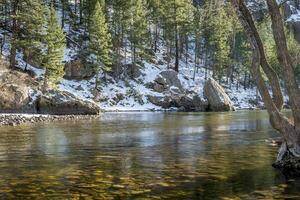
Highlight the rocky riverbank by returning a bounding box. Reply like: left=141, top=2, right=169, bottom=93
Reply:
left=0, top=114, right=100, bottom=127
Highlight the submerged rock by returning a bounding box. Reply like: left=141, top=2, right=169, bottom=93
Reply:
left=36, top=90, right=100, bottom=115
left=203, top=78, right=235, bottom=112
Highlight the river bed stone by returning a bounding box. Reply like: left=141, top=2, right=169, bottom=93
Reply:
left=0, top=114, right=99, bottom=126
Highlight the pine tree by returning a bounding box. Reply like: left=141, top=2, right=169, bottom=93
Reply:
left=108, top=0, right=132, bottom=78
left=43, top=5, right=66, bottom=90
left=202, top=1, right=233, bottom=80
left=160, top=0, right=193, bottom=72
left=0, top=0, right=46, bottom=69
left=17, top=0, right=45, bottom=70
left=127, top=0, right=150, bottom=77
left=148, top=0, right=162, bottom=53
left=88, top=1, right=112, bottom=89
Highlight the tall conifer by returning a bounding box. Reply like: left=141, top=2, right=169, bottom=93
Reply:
left=88, top=1, right=112, bottom=89
left=43, top=5, right=66, bottom=89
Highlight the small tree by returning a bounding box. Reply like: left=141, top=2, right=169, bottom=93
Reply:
left=88, top=1, right=112, bottom=89
left=43, top=5, right=66, bottom=90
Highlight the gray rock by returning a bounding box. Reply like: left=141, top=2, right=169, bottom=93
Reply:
left=147, top=70, right=209, bottom=111
left=160, top=70, right=184, bottom=92
left=203, top=78, right=235, bottom=112
left=0, top=84, right=30, bottom=111
left=36, top=90, right=100, bottom=115
left=0, top=70, right=38, bottom=113
left=147, top=95, right=173, bottom=109
left=155, top=75, right=167, bottom=86
left=149, top=70, right=184, bottom=93
left=147, top=92, right=208, bottom=112
left=153, top=83, right=165, bottom=93
left=170, top=86, right=181, bottom=95
left=180, top=95, right=208, bottom=112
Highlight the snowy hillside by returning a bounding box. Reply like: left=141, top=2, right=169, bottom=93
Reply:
left=0, top=28, right=269, bottom=112
left=58, top=48, right=264, bottom=112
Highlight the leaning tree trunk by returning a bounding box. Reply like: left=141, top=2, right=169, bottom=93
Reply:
left=230, top=0, right=300, bottom=173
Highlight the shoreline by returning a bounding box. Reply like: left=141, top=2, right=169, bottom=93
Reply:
left=0, top=114, right=100, bottom=127
left=0, top=108, right=265, bottom=127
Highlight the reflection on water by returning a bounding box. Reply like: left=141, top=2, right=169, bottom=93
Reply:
left=0, top=111, right=299, bottom=199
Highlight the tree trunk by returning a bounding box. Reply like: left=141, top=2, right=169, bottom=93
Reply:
left=79, top=0, right=83, bottom=24
left=61, top=0, right=65, bottom=29
left=10, top=0, right=18, bottom=69
left=154, top=23, right=159, bottom=53
left=185, top=34, right=188, bottom=67
left=266, top=0, right=300, bottom=129
left=174, top=28, right=179, bottom=72
left=230, top=0, right=300, bottom=173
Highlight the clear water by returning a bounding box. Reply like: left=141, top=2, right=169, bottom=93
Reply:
left=0, top=111, right=299, bottom=199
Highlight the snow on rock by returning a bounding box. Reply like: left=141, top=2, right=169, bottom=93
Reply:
left=288, top=11, right=300, bottom=22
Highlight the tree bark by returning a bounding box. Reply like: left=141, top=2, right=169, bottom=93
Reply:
left=230, top=0, right=300, bottom=173
left=10, top=0, right=19, bottom=69
left=174, top=27, right=179, bottom=72
left=266, top=0, right=300, bottom=130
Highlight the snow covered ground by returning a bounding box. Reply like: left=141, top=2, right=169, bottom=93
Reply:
left=0, top=33, right=266, bottom=112
left=286, top=1, right=300, bottom=22
left=57, top=49, right=265, bottom=112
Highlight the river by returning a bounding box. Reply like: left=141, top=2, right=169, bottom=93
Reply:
left=0, top=111, right=299, bottom=199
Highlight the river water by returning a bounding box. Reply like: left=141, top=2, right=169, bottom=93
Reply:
left=0, top=111, right=299, bottom=199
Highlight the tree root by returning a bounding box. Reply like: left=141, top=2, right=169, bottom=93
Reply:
left=273, top=147, right=300, bottom=176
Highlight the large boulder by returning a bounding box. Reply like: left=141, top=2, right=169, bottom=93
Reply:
left=147, top=93, right=208, bottom=111
left=147, top=95, right=173, bottom=109
left=159, top=70, right=184, bottom=92
left=36, top=90, right=100, bottom=115
left=64, top=58, right=95, bottom=80
left=176, top=94, right=208, bottom=112
left=148, top=70, right=184, bottom=93
left=147, top=70, right=208, bottom=111
left=204, top=78, right=235, bottom=112
left=0, top=84, right=31, bottom=112
left=0, top=65, right=100, bottom=115
left=0, top=70, right=38, bottom=113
